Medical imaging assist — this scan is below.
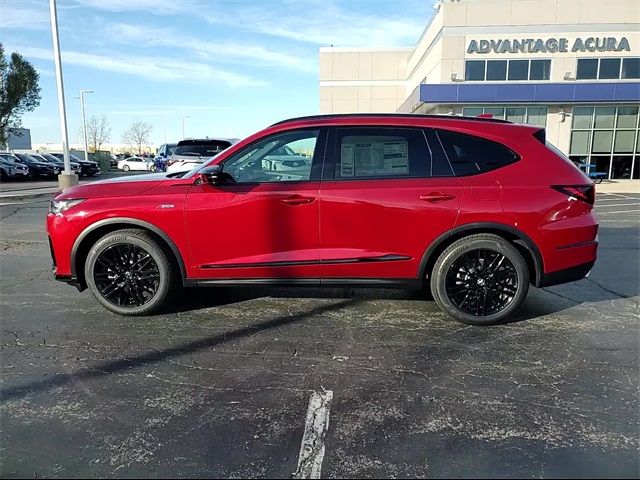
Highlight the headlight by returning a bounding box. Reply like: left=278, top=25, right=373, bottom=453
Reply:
left=50, top=198, right=85, bottom=215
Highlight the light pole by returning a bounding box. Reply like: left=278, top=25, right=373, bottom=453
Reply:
left=79, top=89, right=93, bottom=162
left=182, top=115, right=190, bottom=138
left=49, top=0, right=77, bottom=188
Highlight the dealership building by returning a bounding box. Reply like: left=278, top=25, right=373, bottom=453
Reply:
left=319, top=0, right=640, bottom=179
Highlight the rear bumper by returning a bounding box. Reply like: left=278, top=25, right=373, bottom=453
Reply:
left=54, top=274, right=84, bottom=291
left=538, top=260, right=595, bottom=287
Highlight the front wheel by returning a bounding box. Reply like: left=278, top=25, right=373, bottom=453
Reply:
left=122, top=165, right=130, bottom=172
left=430, top=234, right=529, bottom=326
left=85, top=229, right=180, bottom=315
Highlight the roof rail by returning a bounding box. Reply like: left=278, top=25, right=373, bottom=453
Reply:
left=271, top=113, right=512, bottom=126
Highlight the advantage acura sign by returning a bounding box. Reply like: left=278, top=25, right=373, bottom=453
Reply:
left=467, top=36, right=630, bottom=54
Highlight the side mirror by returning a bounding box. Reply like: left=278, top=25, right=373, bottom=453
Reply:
left=195, top=165, right=223, bottom=185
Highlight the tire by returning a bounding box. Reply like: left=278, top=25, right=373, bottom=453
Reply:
left=430, top=234, right=529, bottom=326
left=122, top=165, right=130, bottom=172
left=84, top=229, right=180, bottom=316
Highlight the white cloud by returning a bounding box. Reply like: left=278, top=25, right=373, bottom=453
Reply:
left=0, top=1, right=49, bottom=29
left=109, top=22, right=316, bottom=73
left=9, top=45, right=268, bottom=87
left=73, top=0, right=190, bottom=14
left=203, top=1, right=428, bottom=47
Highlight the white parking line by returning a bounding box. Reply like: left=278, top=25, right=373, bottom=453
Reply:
left=598, top=193, right=640, bottom=200
left=597, top=203, right=640, bottom=208
left=597, top=209, right=640, bottom=214
left=292, top=390, right=334, bottom=479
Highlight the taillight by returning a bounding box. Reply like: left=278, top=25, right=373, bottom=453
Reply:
left=551, top=184, right=595, bottom=205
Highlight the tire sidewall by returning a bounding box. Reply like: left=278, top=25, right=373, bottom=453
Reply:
left=431, top=238, right=529, bottom=326
left=85, top=232, right=172, bottom=315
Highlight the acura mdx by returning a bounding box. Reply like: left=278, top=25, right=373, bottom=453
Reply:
left=47, top=114, right=598, bottom=325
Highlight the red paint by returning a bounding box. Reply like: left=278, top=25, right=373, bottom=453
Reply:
left=48, top=114, right=598, bottom=289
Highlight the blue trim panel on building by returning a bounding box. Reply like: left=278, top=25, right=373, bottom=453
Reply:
left=419, top=82, right=640, bottom=104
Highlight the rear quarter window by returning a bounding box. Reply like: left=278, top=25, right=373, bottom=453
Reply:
left=436, top=129, right=519, bottom=176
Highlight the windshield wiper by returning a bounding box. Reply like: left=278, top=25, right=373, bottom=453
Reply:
left=178, top=152, right=202, bottom=156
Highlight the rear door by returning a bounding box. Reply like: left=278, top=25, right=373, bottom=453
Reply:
left=319, top=126, right=464, bottom=281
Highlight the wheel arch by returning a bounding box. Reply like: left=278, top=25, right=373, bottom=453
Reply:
left=71, top=218, right=188, bottom=290
left=419, top=222, right=544, bottom=287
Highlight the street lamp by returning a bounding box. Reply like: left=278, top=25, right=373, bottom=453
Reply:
left=79, top=89, right=93, bottom=162
left=49, top=0, right=78, bottom=188
left=182, top=115, right=190, bottom=138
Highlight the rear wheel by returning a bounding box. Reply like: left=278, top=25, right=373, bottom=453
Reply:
left=122, top=165, right=130, bottom=172
left=85, top=229, right=180, bottom=315
left=430, top=234, right=529, bottom=326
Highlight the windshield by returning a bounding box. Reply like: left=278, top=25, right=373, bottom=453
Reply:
left=41, top=153, right=63, bottom=163
left=15, top=154, right=40, bottom=163
left=174, top=141, right=231, bottom=157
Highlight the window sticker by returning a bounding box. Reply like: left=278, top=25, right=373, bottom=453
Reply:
left=341, top=136, right=409, bottom=177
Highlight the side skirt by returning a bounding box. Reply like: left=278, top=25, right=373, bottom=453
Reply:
left=186, top=278, right=423, bottom=289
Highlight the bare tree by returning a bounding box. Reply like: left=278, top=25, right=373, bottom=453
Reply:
left=121, top=121, right=152, bottom=155
left=83, top=114, right=111, bottom=152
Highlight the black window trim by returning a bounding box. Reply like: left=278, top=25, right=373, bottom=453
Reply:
left=576, top=57, right=640, bottom=80
left=217, top=126, right=327, bottom=186
left=434, top=128, right=521, bottom=177
left=322, top=125, right=433, bottom=182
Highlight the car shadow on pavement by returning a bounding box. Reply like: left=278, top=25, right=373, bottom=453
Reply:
left=0, top=298, right=360, bottom=402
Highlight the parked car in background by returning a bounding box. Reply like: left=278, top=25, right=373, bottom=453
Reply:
left=261, top=144, right=312, bottom=175
left=153, top=143, right=177, bottom=172
left=117, top=156, right=154, bottom=172
left=50, top=153, right=100, bottom=176
left=166, top=138, right=239, bottom=173
left=30, top=153, right=82, bottom=176
left=0, top=155, right=30, bottom=180
left=47, top=113, right=598, bottom=325
left=11, top=153, right=61, bottom=179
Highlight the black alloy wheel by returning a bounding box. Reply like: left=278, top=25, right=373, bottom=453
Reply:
left=444, top=249, right=518, bottom=317
left=93, top=243, right=160, bottom=308
left=85, top=229, right=180, bottom=315
left=431, top=233, right=529, bottom=325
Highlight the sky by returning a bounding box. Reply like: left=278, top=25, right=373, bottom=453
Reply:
left=1, top=0, right=434, bottom=148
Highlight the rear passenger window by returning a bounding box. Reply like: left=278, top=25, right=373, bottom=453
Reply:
left=331, top=127, right=429, bottom=179
left=436, top=129, right=519, bottom=176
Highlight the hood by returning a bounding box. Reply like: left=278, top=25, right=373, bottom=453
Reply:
left=54, top=173, right=174, bottom=200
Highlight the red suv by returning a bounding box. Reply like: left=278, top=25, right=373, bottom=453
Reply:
left=47, top=114, right=598, bottom=325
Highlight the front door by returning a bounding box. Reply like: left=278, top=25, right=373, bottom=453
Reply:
left=185, top=128, right=325, bottom=281
left=319, top=126, right=464, bottom=281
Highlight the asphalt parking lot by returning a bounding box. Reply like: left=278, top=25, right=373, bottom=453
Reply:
left=0, top=192, right=638, bottom=478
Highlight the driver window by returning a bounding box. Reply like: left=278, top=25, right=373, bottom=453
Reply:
left=223, top=130, right=318, bottom=183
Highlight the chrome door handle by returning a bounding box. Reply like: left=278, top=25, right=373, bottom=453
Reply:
left=419, top=192, right=457, bottom=202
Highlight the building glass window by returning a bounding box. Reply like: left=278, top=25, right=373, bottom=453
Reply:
left=529, top=60, right=551, bottom=80
left=465, top=61, right=485, bottom=81
left=572, top=107, right=593, bottom=129
left=506, top=107, right=526, bottom=123
left=594, top=107, right=616, bottom=128
left=577, top=58, right=638, bottom=80
left=464, top=59, right=550, bottom=81
left=461, top=106, right=548, bottom=127
left=570, top=131, right=591, bottom=155
left=598, top=58, right=621, bottom=79
left=576, top=59, right=598, bottom=79
left=526, top=107, right=548, bottom=127
left=508, top=60, right=529, bottom=81
left=486, top=60, right=507, bottom=80
left=622, top=58, right=640, bottom=79
left=569, top=106, right=640, bottom=179
left=462, top=107, right=483, bottom=117
left=617, top=107, right=639, bottom=128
